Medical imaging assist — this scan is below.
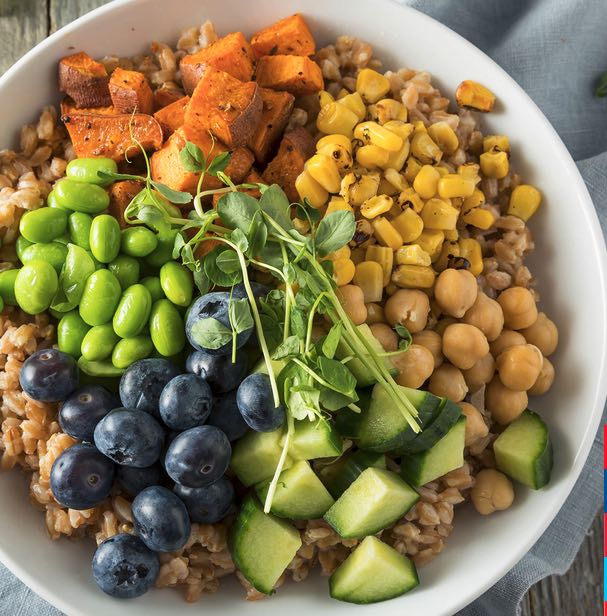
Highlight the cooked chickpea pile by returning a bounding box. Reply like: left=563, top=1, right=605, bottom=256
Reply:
left=301, top=70, right=559, bottom=517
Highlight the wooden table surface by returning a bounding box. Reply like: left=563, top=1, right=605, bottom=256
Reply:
left=0, top=1, right=603, bottom=614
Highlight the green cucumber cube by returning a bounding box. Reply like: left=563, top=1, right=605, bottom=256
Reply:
left=285, top=418, right=343, bottom=460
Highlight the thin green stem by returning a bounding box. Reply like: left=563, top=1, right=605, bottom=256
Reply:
left=263, top=410, right=294, bottom=513
left=304, top=291, right=328, bottom=353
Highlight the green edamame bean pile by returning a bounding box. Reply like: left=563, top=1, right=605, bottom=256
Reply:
left=2, top=157, right=193, bottom=376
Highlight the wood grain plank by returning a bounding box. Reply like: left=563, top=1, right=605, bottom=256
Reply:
left=49, top=0, right=108, bottom=32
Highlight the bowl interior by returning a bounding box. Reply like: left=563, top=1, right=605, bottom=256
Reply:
left=0, top=1, right=605, bottom=615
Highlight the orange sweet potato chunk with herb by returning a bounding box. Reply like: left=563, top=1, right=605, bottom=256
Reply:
left=154, top=96, right=190, bottom=139
left=250, top=88, right=294, bottom=164
left=58, top=52, right=112, bottom=108
left=109, top=180, right=143, bottom=228
left=250, top=14, right=316, bottom=58
left=109, top=68, right=154, bottom=115
left=184, top=66, right=262, bottom=148
left=180, top=31, right=255, bottom=94
left=153, top=85, right=185, bottom=110
left=256, top=55, right=323, bottom=96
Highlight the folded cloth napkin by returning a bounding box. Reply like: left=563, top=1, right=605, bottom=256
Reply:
left=1, top=0, right=606, bottom=614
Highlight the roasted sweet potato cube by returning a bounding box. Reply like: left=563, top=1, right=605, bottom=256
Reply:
left=184, top=66, right=262, bottom=148
left=58, top=52, right=112, bottom=108
left=250, top=88, right=294, bottom=164
left=250, top=14, right=316, bottom=58
left=256, top=55, right=323, bottom=96
left=154, top=96, right=190, bottom=139
left=109, top=68, right=154, bottom=115
left=60, top=97, right=115, bottom=117
left=153, top=85, right=186, bottom=110
left=180, top=31, right=255, bottom=94
left=109, top=180, right=144, bottom=228
left=263, top=127, right=315, bottom=202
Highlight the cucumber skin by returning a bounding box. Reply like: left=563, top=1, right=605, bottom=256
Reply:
left=317, top=450, right=386, bottom=499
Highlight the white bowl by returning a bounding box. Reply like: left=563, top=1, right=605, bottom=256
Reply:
left=1, top=1, right=606, bottom=614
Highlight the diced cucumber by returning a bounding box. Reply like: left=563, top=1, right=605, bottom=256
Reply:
left=494, top=410, right=553, bottom=489
left=329, top=536, right=419, bottom=604
left=324, top=467, right=419, bottom=538
left=334, top=387, right=372, bottom=438
left=230, top=495, right=302, bottom=594
left=400, top=417, right=466, bottom=487
left=335, top=324, right=398, bottom=387
left=231, top=428, right=292, bottom=486
left=256, top=460, right=335, bottom=519
left=316, top=449, right=386, bottom=499
left=283, top=418, right=343, bottom=460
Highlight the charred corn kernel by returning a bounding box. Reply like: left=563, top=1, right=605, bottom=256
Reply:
left=455, top=80, right=496, bottom=112
left=508, top=184, right=542, bottom=221
left=295, top=171, right=329, bottom=208
left=325, top=197, right=354, bottom=215
left=396, top=187, right=425, bottom=213
left=353, top=261, right=384, bottom=302
left=317, top=133, right=352, bottom=153
left=392, top=264, right=436, bottom=289
left=459, top=238, right=483, bottom=276
left=365, top=302, right=385, bottom=324
left=391, top=208, right=424, bottom=243
left=413, top=164, right=440, bottom=199
left=356, top=145, right=390, bottom=169
left=462, top=188, right=486, bottom=213
left=411, top=131, right=443, bottom=164
left=337, top=88, right=349, bottom=99
left=378, top=177, right=400, bottom=197
left=337, top=92, right=366, bottom=121
left=483, top=134, right=510, bottom=153
left=404, top=157, right=423, bottom=183
left=434, top=241, right=460, bottom=271
left=320, top=144, right=353, bottom=173
left=365, top=245, right=394, bottom=286
left=437, top=174, right=476, bottom=199
left=428, top=122, right=459, bottom=155
left=318, top=90, right=335, bottom=108
left=354, top=122, right=403, bottom=152
left=462, top=207, right=496, bottom=230
left=416, top=229, right=445, bottom=258
left=305, top=153, right=342, bottom=193
left=413, top=120, right=427, bottom=133
left=360, top=194, right=394, bottom=219
left=480, top=149, right=509, bottom=178
left=350, top=247, right=366, bottom=265
left=371, top=217, right=403, bottom=249
left=370, top=99, right=408, bottom=124
left=332, top=258, right=356, bottom=286
left=340, top=172, right=380, bottom=206
left=435, top=165, right=449, bottom=177
left=317, top=102, right=359, bottom=137
left=384, top=168, right=408, bottom=192
left=293, top=217, right=310, bottom=234
left=421, top=198, right=459, bottom=230
left=324, top=245, right=352, bottom=261
left=384, top=140, right=411, bottom=171
left=383, top=121, right=415, bottom=140
left=356, top=68, right=391, bottom=103
left=443, top=229, right=459, bottom=242
left=458, top=163, right=480, bottom=178
left=395, top=244, right=432, bottom=267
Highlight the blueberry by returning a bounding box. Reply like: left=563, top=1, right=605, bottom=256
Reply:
left=116, top=463, right=162, bottom=498
left=132, top=486, right=190, bottom=552
left=19, top=349, right=79, bottom=402
left=185, top=292, right=253, bottom=356
left=50, top=443, right=115, bottom=510
left=236, top=373, right=285, bottom=432
left=185, top=350, right=248, bottom=394
left=207, top=390, right=249, bottom=441
left=159, top=374, right=213, bottom=431
left=92, top=533, right=159, bottom=599
left=173, top=476, right=234, bottom=523
left=232, top=282, right=270, bottom=302
left=119, top=358, right=180, bottom=419
left=164, top=426, right=231, bottom=488
left=94, top=408, right=164, bottom=468
left=59, top=385, right=120, bottom=442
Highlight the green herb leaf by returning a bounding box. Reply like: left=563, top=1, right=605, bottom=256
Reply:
left=290, top=307, right=307, bottom=338
left=288, top=386, right=321, bottom=421
left=215, top=249, right=241, bottom=274
left=217, top=192, right=260, bottom=234
left=203, top=246, right=242, bottom=286
left=317, top=356, right=357, bottom=395
left=257, top=242, right=284, bottom=270
left=97, top=170, right=145, bottom=182
left=190, top=317, right=232, bottom=350
left=394, top=323, right=412, bottom=351
left=230, top=228, right=249, bottom=253
left=320, top=389, right=357, bottom=411
left=296, top=198, right=321, bottom=223
left=193, top=266, right=211, bottom=295
left=247, top=214, right=268, bottom=257
left=283, top=263, right=297, bottom=284
left=179, top=141, right=206, bottom=172
left=322, top=322, right=342, bottom=359
left=260, top=313, right=283, bottom=351
left=596, top=70, right=607, bottom=97
left=228, top=297, right=254, bottom=334
left=314, top=211, right=356, bottom=257
left=207, top=152, right=232, bottom=176
left=150, top=180, right=193, bottom=204
left=272, top=335, right=300, bottom=360
left=172, top=232, right=186, bottom=259
left=259, top=185, right=293, bottom=231
left=137, top=204, right=171, bottom=237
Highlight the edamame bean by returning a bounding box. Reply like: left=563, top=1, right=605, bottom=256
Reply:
left=19, top=207, right=68, bottom=243
left=79, top=269, right=122, bottom=326
left=108, top=255, right=140, bottom=290
left=0, top=296, right=4, bottom=313
left=0, top=269, right=19, bottom=305
left=81, top=324, right=119, bottom=361
left=141, top=276, right=165, bottom=302
left=54, top=234, right=69, bottom=246
left=54, top=179, right=110, bottom=214
left=121, top=227, right=159, bottom=258
left=145, top=229, right=178, bottom=268
left=15, top=236, right=33, bottom=261
left=66, top=157, right=117, bottom=186
left=160, top=262, right=193, bottom=307
left=90, top=214, right=121, bottom=263
left=47, top=190, right=63, bottom=209
left=113, top=284, right=152, bottom=338
left=149, top=299, right=185, bottom=356
left=21, top=242, right=68, bottom=273
left=111, top=336, right=154, bottom=369
left=77, top=356, right=124, bottom=378
left=15, top=261, right=58, bottom=314
left=58, top=310, right=90, bottom=357
left=52, top=244, right=96, bottom=312
left=68, top=212, right=93, bottom=250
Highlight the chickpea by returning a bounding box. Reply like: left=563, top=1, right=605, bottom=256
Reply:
left=520, top=312, right=558, bottom=357
left=393, top=344, right=435, bottom=389
left=528, top=356, right=555, bottom=396
left=485, top=377, right=528, bottom=425
left=442, top=323, right=489, bottom=370
left=459, top=402, right=489, bottom=446
left=471, top=469, right=514, bottom=515
left=434, top=269, right=478, bottom=318
left=384, top=289, right=430, bottom=333
left=365, top=302, right=385, bottom=325
left=462, top=352, right=495, bottom=392
left=496, top=344, right=543, bottom=391
left=434, top=316, right=457, bottom=336
left=338, top=285, right=368, bottom=325
left=462, top=291, right=504, bottom=342
left=412, top=329, right=443, bottom=368
left=428, top=363, right=468, bottom=402
left=370, top=323, right=398, bottom=352
left=497, top=286, right=538, bottom=330
left=489, top=329, right=526, bottom=358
